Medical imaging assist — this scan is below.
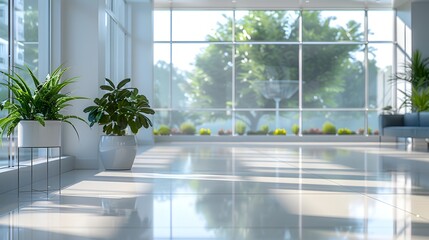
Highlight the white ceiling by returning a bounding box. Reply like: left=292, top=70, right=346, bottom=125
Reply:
left=149, top=0, right=410, bottom=9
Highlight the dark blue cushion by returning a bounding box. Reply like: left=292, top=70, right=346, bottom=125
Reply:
left=419, top=112, right=429, bottom=127
left=404, top=113, right=419, bottom=126
left=383, top=126, right=418, bottom=137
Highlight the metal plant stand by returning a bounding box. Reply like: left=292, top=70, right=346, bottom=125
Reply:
left=17, top=146, right=62, bottom=197
left=253, top=80, right=299, bottom=128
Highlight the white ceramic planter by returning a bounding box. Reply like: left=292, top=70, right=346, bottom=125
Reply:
left=17, top=120, right=62, bottom=147
left=99, top=135, right=137, bottom=170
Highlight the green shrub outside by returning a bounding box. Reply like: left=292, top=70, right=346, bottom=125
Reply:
left=273, top=128, right=287, bottom=135
left=180, top=122, right=196, bottom=135
left=292, top=124, right=299, bottom=135
left=199, top=128, right=211, bottom=135
left=322, top=122, right=337, bottom=134
left=260, top=125, right=269, bottom=134
left=158, top=125, right=171, bottom=135
left=337, top=128, right=352, bottom=135
left=235, top=121, right=246, bottom=135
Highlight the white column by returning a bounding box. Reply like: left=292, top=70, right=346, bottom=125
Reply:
left=411, top=1, right=429, bottom=57
left=131, top=0, right=155, bottom=145
left=54, top=0, right=105, bottom=169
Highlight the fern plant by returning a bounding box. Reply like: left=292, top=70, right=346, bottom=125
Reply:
left=0, top=65, right=86, bottom=138
left=399, top=86, right=429, bottom=112
left=392, top=50, right=429, bottom=112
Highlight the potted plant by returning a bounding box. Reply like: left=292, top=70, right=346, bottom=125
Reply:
left=390, top=50, right=429, bottom=113
left=84, top=78, right=155, bottom=170
left=0, top=65, right=86, bottom=147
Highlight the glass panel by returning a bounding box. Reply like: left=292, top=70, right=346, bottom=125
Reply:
left=302, top=111, right=365, bottom=135
left=105, top=13, right=111, bottom=77
left=302, top=44, right=365, bottom=108
left=396, top=49, right=408, bottom=113
left=0, top=0, right=8, bottom=168
left=14, top=0, right=48, bottom=161
left=302, top=11, right=364, bottom=42
left=172, top=43, right=232, bottom=108
left=396, top=17, right=405, bottom=51
left=109, top=18, right=117, bottom=82
left=172, top=11, right=233, bottom=41
left=153, top=110, right=171, bottom=129
left=154, top=43, right=171, bottom=108
left=236, top=111, right=299, bottom=135
left=405, top=24, right=412, bottom=57
left=235, top=44, right=299, bottom=108
left=0, top=1, right=8, bottom=72
left=112, top=0, right=125, bottom=26
left=106, top=0, right=112, bottom=11
left=16, top=0, right=38, bottom=70
left=116, top=26, right=125, bottom=79
left=368, top=111, right=381, bottom=135
left=368, top=11, right=393, bottom=41
left=154, top=10, right=170, bottom=41
left=368, top=43, right=394, bottom=109
left=235, top=10, right=299, bottom=42
left=107, top=20, right=127, bottom=83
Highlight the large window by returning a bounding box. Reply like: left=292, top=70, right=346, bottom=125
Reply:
left=105, top=0, right=129, bottom=83
left=153, top=9, right=394, bottom=136
left=0, top=0, right=49, bottom=168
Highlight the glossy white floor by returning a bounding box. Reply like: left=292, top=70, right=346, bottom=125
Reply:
left=0, top=142, right=429, bottom=240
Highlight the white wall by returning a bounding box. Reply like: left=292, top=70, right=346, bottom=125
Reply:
left=411, top=1, right=429, bottom=57
left=52, top=0, right=105, bottom=169
left=396, top=1, right=411, bottom=28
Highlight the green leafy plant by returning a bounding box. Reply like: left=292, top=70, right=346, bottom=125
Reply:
left=292, top=124, right=299, bottom=135
left=392, top=50, right=429, bottom=89
left=84, top=78, right=155, bottom=135
left=273, top=128, right=286, bottom=135
left=0, top=65, right=86, bottom=138
left=399, top=86, right=429, bottom=112
left=322, top=122, right=337, bottom=135
left=180, top=122, right=196, bottom=135
left=235, top=121, right=246, bottom=135
left=391, top=50, right=429, bottom=112
left=259, top=125, right=269, bottom=135
left=199, top=128, right=211, bottom=135
left=158, top=125, right=171, bottom=136
left=337, top=128, right=352, bottom=135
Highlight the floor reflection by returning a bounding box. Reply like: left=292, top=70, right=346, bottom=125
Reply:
left=0, top=143, right=428, bottom=239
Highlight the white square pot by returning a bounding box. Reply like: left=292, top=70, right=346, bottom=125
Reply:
left=17, top=121, right=62, bottom=147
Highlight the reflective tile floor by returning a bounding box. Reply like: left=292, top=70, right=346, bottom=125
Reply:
left=1, top=142, right=429, bottom=239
